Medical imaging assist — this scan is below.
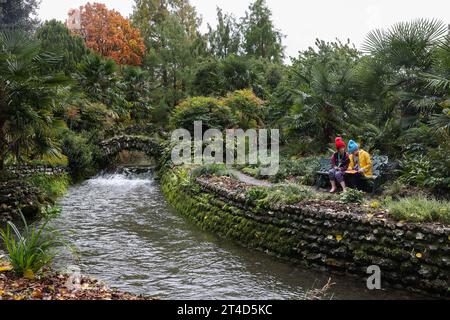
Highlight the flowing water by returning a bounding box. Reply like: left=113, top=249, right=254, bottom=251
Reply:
left=50, top=169, right=422, bottom=300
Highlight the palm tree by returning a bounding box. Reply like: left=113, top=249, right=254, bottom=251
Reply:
left=75, top=53, right=128, bottom=118
left=120, top=65, right=153, bottom=122
left=356, top=19, right=448, bottom=153
left=285, top=60, right=359, bottom=146
left=0, top=31, right=69, bottom=169
left=361, top=19, right=447, bottom=118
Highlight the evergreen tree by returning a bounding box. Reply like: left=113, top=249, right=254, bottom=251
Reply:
left=241, top=0, right=284, bottom=62
left=207, top=7, right=241, bottom=58
left=132, top=0, right=205, bottom=109
left=0, top=0, right=40, bottom=32
left=36, top=20, right=89, bottom=73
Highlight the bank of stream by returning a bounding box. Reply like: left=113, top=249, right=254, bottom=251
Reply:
left=42, top=168, right=428, bottom=300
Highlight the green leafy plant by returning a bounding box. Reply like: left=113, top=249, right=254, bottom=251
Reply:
left=0, top=30, right=70, bottom=170
left=0, top=214, right=63, bottom=277
left=170, top=97, right=237, bottom=134
left=245, top=186, right=269, bottom=202
left=222, top=89, right=266, bottom=129
left=267, top=157, right=320, bottom=185
left=339, top=188, right=364, bottom=204
left=387, top=197, right=450, bottom=224
left=400, top=154, right=433, bottom=186
left=61, top=131, right=97, bottom=182
left=190, top=164, right=230, bottom=181
left=27, top=173, right=70, bottom=202
left=246, top=183, right=313, bottom=206
left=40, top=205, right=62, bottom=219
left=399, top=152, right=449, bottom=191
left=241, top=166, right=261, bottom=178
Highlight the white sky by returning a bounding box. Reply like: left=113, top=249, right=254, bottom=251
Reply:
left=38, top=0, right=450, bottom=59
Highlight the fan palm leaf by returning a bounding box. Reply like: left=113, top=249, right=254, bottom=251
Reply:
left=0, top=30, right=69, bottom=167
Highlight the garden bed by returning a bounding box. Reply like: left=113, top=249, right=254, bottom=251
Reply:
left=161, top=166, right=450, bottom=296
left=196, top=175, right=448, bottom=228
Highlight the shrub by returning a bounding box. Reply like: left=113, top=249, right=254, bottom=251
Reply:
left=400, top=154, right=434, bottom=187
left=190, top=164, right=230, bottom=181
left=170, top=97, right=237, bottom=134
left=245, top=183, right=313, bottom=206
left=339, top=188, right=364, bottom=204
left=191, top=59, right=223, bottom=96
left=61, top=131, right=96, bottom=181
left=27, top=173, right=70, bottom=202
left=0, top=215, right=62, bottom=277
left=222, top=89, right=265, bottom=129
left=268, top=157, right=320, bottom=185
left=245, top=186, right=269, bottom=202
left=399, top=151, right=450, bottom=191
left=387, top=197, right=450, bottom=224
left=40, top=205, right=62, bottom=219
left=241, top=166, right=261, bottom=178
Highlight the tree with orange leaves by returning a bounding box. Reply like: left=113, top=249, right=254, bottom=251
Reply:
left=75, top=2, right=146, bottom=66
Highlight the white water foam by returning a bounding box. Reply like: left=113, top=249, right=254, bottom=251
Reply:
left=86, top=173, right=152, bottom=188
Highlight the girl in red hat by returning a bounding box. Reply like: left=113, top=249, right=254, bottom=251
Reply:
left=329, top=137, right=349, bottom=193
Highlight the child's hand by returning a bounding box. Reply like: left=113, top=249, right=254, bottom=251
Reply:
left=358, top=168, right=365, bottom=173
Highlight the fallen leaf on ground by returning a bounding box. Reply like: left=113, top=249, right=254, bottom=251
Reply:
left=23, top=269, right=35, bottom=280
left=0, top=269, right=156, bottom=300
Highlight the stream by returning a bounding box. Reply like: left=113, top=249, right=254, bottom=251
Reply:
left=49, top=169, right=423, bottom=299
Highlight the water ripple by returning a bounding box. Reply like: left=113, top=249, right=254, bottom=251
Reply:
left=51, top=171, right=421, bottom=300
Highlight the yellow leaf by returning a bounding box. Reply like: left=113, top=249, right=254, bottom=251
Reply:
left=0, top=290, right=4, bottom=296
left=23, top=269, right=35, bottom=280
left=0, top=264, right=12, bottom=272
left=370, top=201, right=380, bottom=209
left=415, top=252, right=423, bottom=259
left=336, top=234, right=343, bottom=241
left=13, top=295, right=25, bottom=300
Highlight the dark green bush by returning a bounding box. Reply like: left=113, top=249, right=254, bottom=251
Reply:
left=339, top=188, right=364, bottom=204
left=268, top=156, right=320, bottom=184
left=245, top=183, right=313, bottom=206
left=170, top=97, right=237, bottom=134
left=27, top=173, right=70, bottom=202
left=190, top=164, right=230, bottom=181
left=222, top=89, right=266, bottom=129
left=61, top=131, right=97, bottom=181
left=399, top=150, right=450, bottom=192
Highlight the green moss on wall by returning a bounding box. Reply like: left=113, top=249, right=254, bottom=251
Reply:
left=160, top=167, right=450, bottom=296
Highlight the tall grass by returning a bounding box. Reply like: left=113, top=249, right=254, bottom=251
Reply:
left=190, top=163, right=231, bottom=181
left=387, top=197, right=450, bottom=224
left=27, top=173, right=70, bottom=202
left=246, top=183, right=314, bottom=206
left=0, top=214, right=62, bottom=277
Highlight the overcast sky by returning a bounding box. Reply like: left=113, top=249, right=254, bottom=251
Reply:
left=38, top=0, right=450, bottom=59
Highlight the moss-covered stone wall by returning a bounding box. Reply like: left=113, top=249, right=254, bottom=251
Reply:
left=160, top=169, right=450, bottom=296
left=5, top=165, right=66, bottom=177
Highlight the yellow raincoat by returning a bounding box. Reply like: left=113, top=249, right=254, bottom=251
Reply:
left=348, top=149, right=373, bottom=177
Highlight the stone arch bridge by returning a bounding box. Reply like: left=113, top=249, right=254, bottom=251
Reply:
left=99, top=135, right=163, bottom=160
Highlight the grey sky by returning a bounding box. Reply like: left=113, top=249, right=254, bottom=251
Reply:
left=38, top=0, right=449, bottom=59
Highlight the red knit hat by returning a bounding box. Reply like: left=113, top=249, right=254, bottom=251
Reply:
left=335, top=137, right=346, bottom=149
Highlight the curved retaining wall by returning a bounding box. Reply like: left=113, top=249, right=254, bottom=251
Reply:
left=160, top=169, right=450, bottom=297
left=5, top=165, right=67, bottom=177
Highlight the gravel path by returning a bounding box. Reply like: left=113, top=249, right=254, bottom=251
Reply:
left=229, top=169, right=272, bottom=187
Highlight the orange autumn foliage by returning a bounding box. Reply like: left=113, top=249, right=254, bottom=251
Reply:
left=76, top=2, right=146, bottom=66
